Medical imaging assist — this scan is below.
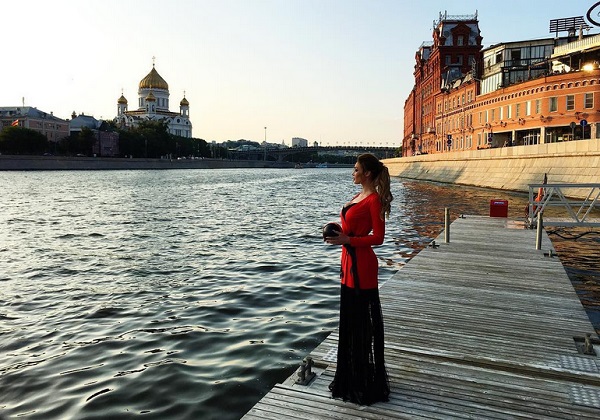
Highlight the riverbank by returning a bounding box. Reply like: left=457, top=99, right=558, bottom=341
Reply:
left=383, top=139, right=600, bottom=198
left=0, top=155, right=296, bottom=170
left=0, top=155, right=356, bottom=171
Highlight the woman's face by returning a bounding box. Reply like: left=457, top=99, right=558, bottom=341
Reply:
left=352, top=162, right=368, bottom=185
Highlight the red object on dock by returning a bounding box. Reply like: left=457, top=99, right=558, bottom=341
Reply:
left=490, top=199, right=509, bottom=217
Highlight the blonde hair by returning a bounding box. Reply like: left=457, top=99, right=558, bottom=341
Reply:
left=357, top=153, right=393, bottom=220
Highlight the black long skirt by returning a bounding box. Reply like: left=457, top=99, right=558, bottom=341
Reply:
left=329, top=284, right=390, bottom=405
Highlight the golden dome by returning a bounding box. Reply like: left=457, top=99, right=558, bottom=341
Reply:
left=180, top=97, right=189, bottom=106
left=139, top=66, right=168, bottom=90
left=146, top=91, right=156, bottom=102
left=117, top=94, right=128, bottom=104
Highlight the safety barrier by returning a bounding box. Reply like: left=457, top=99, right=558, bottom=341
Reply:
left=527, top=183, right=600, bottom=228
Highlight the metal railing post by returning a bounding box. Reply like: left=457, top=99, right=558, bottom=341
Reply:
left=536, top=213, right=543, bottom=250
left=444, top=207, right=450, bottom=243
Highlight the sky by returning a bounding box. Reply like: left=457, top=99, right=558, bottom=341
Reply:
left=3, top=0, right=599, bottom=146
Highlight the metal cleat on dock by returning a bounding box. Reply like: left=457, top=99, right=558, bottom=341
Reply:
left=295, top=356, right=316, bottom=385
left=584, top=333, right=596, bottom=356
left=428, top=240, right=439, bottom=249
left=573, top=333, right=600, bottom=356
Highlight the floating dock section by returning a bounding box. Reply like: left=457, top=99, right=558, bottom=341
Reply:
left=243, top=216, right=600, bottom=419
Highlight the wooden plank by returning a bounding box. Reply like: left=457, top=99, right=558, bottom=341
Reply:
left=243, top=216, right=600, bottom=419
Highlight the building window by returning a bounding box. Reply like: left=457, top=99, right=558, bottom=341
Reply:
left=566, top=95, right=575, bottom=111
left=445, top=55, right=451, bottom=65
left=584, top=93, right=594, bottom=109
left=506, top=105, right=512, bottom=119
left=549, top=97, right=558, bottom=112
left=535, top=99, right=541, bottom=114
left=457, top=35, right=464, bottom=46
left=510, top=48, right=521, bottom=65
left=516, top=103, right=521, bottom=117
left=491, top=108, right=495, bottom=121
left=499, top=107, right=503, bottom=120
left=526, top=101, right=531, bottom=116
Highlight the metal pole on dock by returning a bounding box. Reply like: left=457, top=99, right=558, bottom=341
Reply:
left=444, top=207, right=450, bottom=243
left=535, top=213, right=543, bottom=250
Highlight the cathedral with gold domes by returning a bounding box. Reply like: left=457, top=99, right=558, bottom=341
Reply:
left=115, top=63, right=192, bottom=138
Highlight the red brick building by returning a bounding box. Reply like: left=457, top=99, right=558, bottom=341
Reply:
left=405, top=11, right=483, bottom=156
left=404, top=13, right=600, bottom=156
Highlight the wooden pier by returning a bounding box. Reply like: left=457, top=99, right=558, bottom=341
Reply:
left=243, top=216, right=600, bottom=419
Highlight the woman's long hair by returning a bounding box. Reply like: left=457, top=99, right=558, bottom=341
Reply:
left=357, top=153, right=393, bottom=220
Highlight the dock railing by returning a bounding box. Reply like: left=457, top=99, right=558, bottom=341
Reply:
left=527, top=183, right=600, bottom=228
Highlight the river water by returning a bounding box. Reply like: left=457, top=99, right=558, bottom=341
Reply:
left=1, top=168, right=598, bottom=419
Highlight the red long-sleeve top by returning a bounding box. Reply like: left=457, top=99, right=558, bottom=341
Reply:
left=340, top=192, right=385, bottom=290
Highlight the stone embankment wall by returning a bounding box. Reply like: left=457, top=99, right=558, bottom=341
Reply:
left=0, top=156, right=294, bottom=171
left=383, top=140, right=600, bottom=198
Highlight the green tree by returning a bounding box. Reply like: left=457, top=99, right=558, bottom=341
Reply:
left=116, top=121, right=210, bottom=158
left=0, top=126, right=49, bottom=155
left=58, top=127, right=96, bottom=156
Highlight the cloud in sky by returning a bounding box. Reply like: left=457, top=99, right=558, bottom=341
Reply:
left=3, top=0, right=596, bottom=145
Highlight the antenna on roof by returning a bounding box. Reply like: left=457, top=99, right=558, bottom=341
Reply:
left=152, top=56, right=156, bottom=67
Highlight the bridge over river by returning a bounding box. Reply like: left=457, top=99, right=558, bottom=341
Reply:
left=227, top=145, right=399, bottom=162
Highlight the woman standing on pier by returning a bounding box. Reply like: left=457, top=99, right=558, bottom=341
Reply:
left=324, top=153, right=392, bottom=405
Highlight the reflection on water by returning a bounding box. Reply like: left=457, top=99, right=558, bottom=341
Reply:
left=546, top=227, right=600, bottom=329
left=0, top=169, right=597, bottom=419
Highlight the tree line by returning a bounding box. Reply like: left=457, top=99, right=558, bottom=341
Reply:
left=0, top=121, right=221, bottom=159
left=1, top=121, right=401, bottom=162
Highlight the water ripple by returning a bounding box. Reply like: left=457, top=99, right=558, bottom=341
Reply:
left=0, top=169, right=597, bottom=419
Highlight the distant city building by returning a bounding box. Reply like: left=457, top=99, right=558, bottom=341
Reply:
left=0, top=106, right=70, bottom=142
left=115, top=63, right=192, bottom=138
left=69, top=112, right=101, bottom=134
left=70, top=112, right=119, bottom=157
left=292, top=137, right=308, bottom=147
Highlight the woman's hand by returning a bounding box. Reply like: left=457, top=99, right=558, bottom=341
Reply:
left=325, top=231, right=350, bottom=246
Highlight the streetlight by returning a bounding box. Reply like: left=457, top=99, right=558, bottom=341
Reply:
left=264, top=126, right=267, bottom=161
